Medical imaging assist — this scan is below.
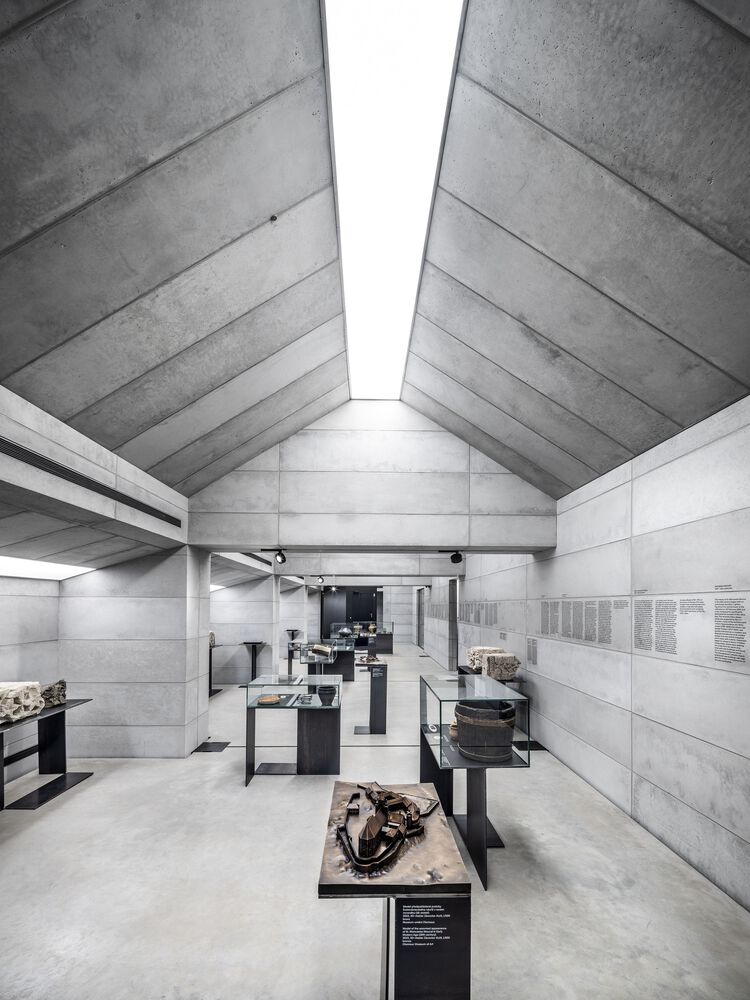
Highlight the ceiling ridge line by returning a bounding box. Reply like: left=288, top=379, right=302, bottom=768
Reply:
left=175, top=381, right=350, bottom=496
left=67, top=266, right=343, bottom=434
left=413, top=309, right=636, bottom=461
left=683, top=0, right=750, bottom=42
left=150, top=353, right=349, bottom=480
left=0, top=66, right=326, bottom=263
left=401, top=380, right=574, bottom=496
left=114, top=311, right=346, bottom=458
left=457, top=70, right=750, bottom=269
left=426, top=256, right=683, bottom=432
left=3, top=183, right=335, bottom=383
left=439, top=188, right=750, bottom=396
left=406, top=353, right=601, bottom=480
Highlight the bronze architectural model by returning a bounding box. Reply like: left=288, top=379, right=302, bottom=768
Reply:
left=336, top=781, right=438, bottom=874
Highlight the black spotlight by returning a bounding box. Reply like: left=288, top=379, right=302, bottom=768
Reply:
left=317, top=575, right=324, bottom=584
left=450, top=551, right=463, bottom=564
left=274, top=549, right=286, bottom=564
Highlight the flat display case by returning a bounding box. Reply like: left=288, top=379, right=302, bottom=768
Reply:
left=245, top=674, right=342, bottom=782
left=330, top=622, right=394, bottom=651
left=331, top=636, right=355, bottom=652
left=420, top=673, right=530, bottom=770
left=246, top=673, right=342, bottom=710
left=298, top=643, right=338, bottom=673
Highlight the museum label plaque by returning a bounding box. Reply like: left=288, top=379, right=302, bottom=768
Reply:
left=394, top=897, right=471, bottom=1000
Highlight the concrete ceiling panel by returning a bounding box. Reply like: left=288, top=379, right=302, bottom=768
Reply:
left=0, top=525, right=112, bottom=560
left=7, top=191, right=339, bottom=421
left=411, top=314, right=632, bottom=471
left=401, top=383, right=571, bottom=499
left=459, top=0, right=750, bottom=258
left=426, top=191, right=740, bottom=426
left=405, top=354, right=599, bottom=490
left=160, top=368, right=350, bottom=494
left=0, top=511, right=73, bottom=548
left=0, top=71, right=332, bottom=376
left=417, top=266, right=676, bottom=454
left=0, top=0, right=324, bottom=249
left=442, top=76, right=750, bottom=383
left=68, top=263, right=343, bottom=448
left=118, top=316, right=345, bottom=469
left=177, top=384, right=350, bottom=497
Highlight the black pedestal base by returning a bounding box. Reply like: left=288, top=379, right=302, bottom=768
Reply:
left=7, top=772, right=92, bottom=810
left=354, top=724, right=372, bottom=735
left=453, top=814, right=504, bottom=848
left=255, top=762, right=297, bottom=775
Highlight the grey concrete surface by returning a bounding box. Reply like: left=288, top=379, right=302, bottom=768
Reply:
left=0, top=0, right=347, bottom=494
left=406, top=0, right=750, bottom=497
left=188, top=400, right=557, bottom=551
left=425, top=396, right=750, bottom=909
left=2, top=643, right=749, bottom=1000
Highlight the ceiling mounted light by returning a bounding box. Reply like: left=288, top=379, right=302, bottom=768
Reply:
left=274, top=550, right=286, bottom=565
left=450, top=551, right=463, bottom=564
left=317, top=575, right=325, bottom=585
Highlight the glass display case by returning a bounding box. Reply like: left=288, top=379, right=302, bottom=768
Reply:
left=419, top=673, right=530, bottom=769
left=331, top=636, right=355, bottom=653
left=298, top=642, right=338, bottom=672
left=246, top=673, right=342, bottom=710
left=330, top=621, right=393, bottom=636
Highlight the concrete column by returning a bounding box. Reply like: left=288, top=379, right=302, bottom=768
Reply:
left=59, top=545, right=208, bottom=758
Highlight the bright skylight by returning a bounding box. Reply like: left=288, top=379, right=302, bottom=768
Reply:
left=0, top=556, right=94, bottom=580
left=209, top=584, right=226, bottom=592
left=326, top=0, right=463, bottom=398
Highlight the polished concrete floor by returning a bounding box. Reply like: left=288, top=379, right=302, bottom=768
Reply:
left=1, top=645, right=749, bottom=1000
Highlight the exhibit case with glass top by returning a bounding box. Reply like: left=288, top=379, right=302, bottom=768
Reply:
left=298, top=642, right=338, bottom=671
left=420, top=673, right=530, bottom=769
left=246, top=673, right=342, bottom=710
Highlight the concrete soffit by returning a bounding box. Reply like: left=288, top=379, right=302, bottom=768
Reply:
left=401, top=0, right=750, bottom=500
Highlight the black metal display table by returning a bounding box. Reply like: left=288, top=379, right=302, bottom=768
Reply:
left=319, top=781, right=471, bottom=1000
left=354, top=660, right=387, bottom=735
left=208, top=643, right=223, bottom=697
left=242, top=641, right=266, bottom=680
left=244, top=674, right=342, bottom=784
left=419, top=673, right=530, bottom=890
left=0, top=699, right=92, bottom=810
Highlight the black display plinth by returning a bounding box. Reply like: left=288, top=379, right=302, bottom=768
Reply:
left=242, top=641, right=265, bottom=680
left=419, top=729, right=504, bottom=890
left=319, top=781, right=471, bottom=999
left=326, top=649, right=354, bottom=681
left=245, top=705, right=341, bottom=783
left=376, top=633, right=394, bottom=655
left=0, top=699, right=93, bottom=811
left=354, top=661, right=387, bottom=735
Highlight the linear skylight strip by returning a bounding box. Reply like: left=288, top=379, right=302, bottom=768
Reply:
left=325, top=0, right=463, bottom=399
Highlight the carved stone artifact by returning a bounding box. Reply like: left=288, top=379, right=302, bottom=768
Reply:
left=484, top=653, right=521, bottom=681
left=208, top=630, right=216, bottom=648
left=336, top=781, right=438, bottom=874
left=311, top=643, right=333, bottom=656
left=455, top=700, right=516, bottom=763
left=41, top=678, right=67, bottom=708
left=337, top=627, right=352, bottom=637
left=0, top=682, right=45, bottom=724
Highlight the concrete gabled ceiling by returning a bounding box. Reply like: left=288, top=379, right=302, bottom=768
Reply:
left=0, top=0, right=349, bottom=495
left=402, top=0, right=750, bottom=499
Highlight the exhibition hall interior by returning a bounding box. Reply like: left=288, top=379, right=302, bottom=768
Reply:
left=1, top=1, right=749, bottom=998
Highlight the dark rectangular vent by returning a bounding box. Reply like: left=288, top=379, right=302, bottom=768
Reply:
left=0, top=436, right=182, bottom=528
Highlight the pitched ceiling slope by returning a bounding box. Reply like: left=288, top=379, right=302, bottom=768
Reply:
left=0, top=0, right=349, bottom=495
left=403, top=0, right=750, bottom=499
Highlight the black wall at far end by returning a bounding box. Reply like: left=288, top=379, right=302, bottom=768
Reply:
left=321, top=586, right=378, bottom=638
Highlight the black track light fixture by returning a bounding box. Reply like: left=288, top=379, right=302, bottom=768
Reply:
left=274, top=549, right=286, bottom=564
left=317, top=575, right=324, bottom=585
left=438, top=550, right=464, bottom=564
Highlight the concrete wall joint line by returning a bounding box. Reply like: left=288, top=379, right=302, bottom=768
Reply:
left=411, top=312, right=639, bottom=460
left=3, top=182, right=336, bottom=381
left=455, top=70, right=750, bottom=270
left=0, top=67, right=327, bottom=267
